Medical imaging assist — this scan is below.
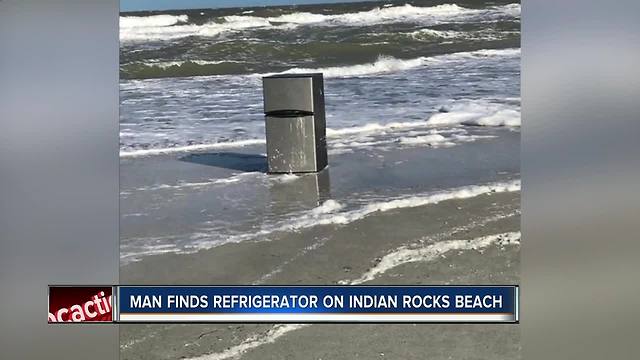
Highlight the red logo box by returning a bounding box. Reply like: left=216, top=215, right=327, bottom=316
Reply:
left=48, top=286, right=114, bottom=323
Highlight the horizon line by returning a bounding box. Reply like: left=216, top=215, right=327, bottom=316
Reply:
left=120, top=0, right=377, bottom=13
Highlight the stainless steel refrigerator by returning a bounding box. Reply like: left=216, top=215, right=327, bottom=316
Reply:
left=262, top=73, right=328, bottom=173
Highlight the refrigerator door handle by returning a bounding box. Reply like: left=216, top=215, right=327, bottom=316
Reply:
left=265, top=110, right=314, bottom=117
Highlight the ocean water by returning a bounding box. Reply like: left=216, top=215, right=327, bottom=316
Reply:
left=120, top=0, right=520, bottom=156
left=119, top=0, right=521, bottom=261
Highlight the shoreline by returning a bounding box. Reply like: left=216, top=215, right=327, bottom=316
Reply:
left=120, top=190, right=520, bottom=360
left=119, top=125, right=520, bottom=360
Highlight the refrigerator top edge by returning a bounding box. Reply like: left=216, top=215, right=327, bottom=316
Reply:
left=263, top=73, right=324, bottom=79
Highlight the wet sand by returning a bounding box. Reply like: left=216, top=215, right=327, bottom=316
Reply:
left=120, top=130, right=520, bottom=360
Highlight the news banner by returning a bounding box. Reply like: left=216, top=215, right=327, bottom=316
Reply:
left=48, top=285, right=518, bottom=323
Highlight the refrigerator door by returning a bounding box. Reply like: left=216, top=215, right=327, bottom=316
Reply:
left=265, top=115, right=318, bottom=173
left=263, top=76, right=316, bottom=114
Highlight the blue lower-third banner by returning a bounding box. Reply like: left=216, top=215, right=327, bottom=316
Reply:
left=116, top=286, right=519, bottom=323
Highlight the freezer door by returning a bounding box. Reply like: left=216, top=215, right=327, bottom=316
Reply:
left=263, top=77, right=315, bottom=114
left=265, top=115, right=318, bottom=173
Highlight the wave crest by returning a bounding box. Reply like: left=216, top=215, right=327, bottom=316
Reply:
left=121, top=60, right=248, bottom=79
left=120, top=15, right=272, bottom=42
left=258, top=3, right=517, bottom=26
left=120, top=14, right=188, bottom=28
left=119, top=3, right=521, bottom=42
left=269, top=48, right=520, bottom=78
left=428, top=100, right=521, bottom=127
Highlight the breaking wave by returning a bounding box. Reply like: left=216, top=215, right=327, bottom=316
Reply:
left=410, top=28, right=519, bottom=41
left=427, top=99, right=521, bottom=127
left=120, top=14, right=188, bottom=28
left=121, top=60, right=249, bottom=79
left=261, top=3, right=517, bottom=26
left=119, top=4, right=520, bottom=42
left=122, top=47, right=519, bottom=79
left=120, top=15, right=272, bottom=42
left=188, top=179, right=522, bottom=250
left=268, top=48, right=520, bottom=78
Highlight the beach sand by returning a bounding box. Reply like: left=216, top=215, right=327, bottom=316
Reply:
left=120, top=128, right=520, bottom=360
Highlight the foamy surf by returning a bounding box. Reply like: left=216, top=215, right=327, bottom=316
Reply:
left=410, top=28, right=519, bottom=42
left=187, top=179, right=521, bottom=251
left=131, top=59, right=242, bottom=69
left=329, top=129, right=495, bottom=154
left=119, top=1, right=521, bottom=355
left=120, top=243, right=181, bottom=262
left=267, top=48, right=520, bottom=78
left=119, top=4, right=520, bottom=42
left=428, top=99, right=521, bottom=127
left=398, top=134, right=450, bottom=146
left=183, top=231, right=520, bottom=359
left=120, top=15, right=273, bottom=42
left=127, top=172, right=260, bottom=192
left=259, top=3, right=507, bottom=26
left=120, top=14, right=188, bottom=28
left=120, top=139, right=265, bottom=158
left=253, top=206, right=519, bottom=286
left=119, top=44, right=519, bottom=157
left=326, top=120, right=435, bottom=136
left=120, top=113, right=514, bottom=159
left=276, top=3, right=520, bottom=27
left=121, top=179, right=521, bottom=262
left=118, top=131, right=434, bottom=159
left=327, top=126, right=474, bottom=152
left=186, top=324, right=307, bottom=360
left=348, top=232, right=521, bottom=284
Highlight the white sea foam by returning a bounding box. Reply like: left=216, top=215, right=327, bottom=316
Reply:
left=263, top=3, right=519, bottom=26
left=119, top=120, right=502, bottom=159
left=121, top=180, right=520, bottom=261
left=119, top=103, right=513, bottom=158
left=120, top=139, right=265, bottom=158
left=269, top=48, right=519, bottom=78
left=120, top=46, right=518, bottom=158
left=134, top=60, right=240, bottom=69
left=326, top=120, right=430, bottom=136
left=425, top=47, right=521, bottom=65
left=120, top=243, right=181, bottom=262
left=410, top=28, right=518, bottom=41
left=187, top=324, right=307, bottom=360
left=349, top=231, right=521, bottom=284
left=311, top=199, right=344, bottom=215
left=131, top=172, right=259, bottom=191
left=328, top=126, right=485, bottom=152
left=269, top=173, right=299, bottom=183
left=252, top=206, right=518, bottom=286
left=121, top=213, right=148, bottom=218
left=119, top=4, right=520, bottom=42
left=120, top=14, right=188, bottom=28
left=338, top=180, right=520, bottom=220
left=191, top=179, right=521, bottom=250
left=184, top=231, right=520, bottom=359
left=428, top=100, right=521, bottom=127
left=500, top=3, right=522, bottom=17
left=275, top=55, right=425, bottom=78
left=120, top=15, right=272, bottom=42
left=458, top=48, right=521, bottom=58
left=398, top=134, right=449, bottom=146
left=411, top=28, right=465, bottom=39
